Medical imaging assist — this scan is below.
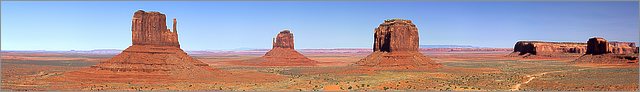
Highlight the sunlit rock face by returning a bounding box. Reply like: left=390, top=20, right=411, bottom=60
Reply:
left=357, top=19, right=441, bottom=67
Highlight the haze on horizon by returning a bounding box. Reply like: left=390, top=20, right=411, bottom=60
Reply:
left=1, top=1, right=638, bottom=51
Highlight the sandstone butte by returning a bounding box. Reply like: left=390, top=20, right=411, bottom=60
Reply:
left=50, top=10, right=224, bottom=83
left=509, top=40, right=637, bottom=58
left=508, top=41, right=587, bottom=57
left=235, top=30, right=318, bottom=66
left=573, top=37, right=639, bottom=64
left=355, top=19, right=441, bottom=68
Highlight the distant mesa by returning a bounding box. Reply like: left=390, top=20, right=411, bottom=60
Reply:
left=356, top=19, right=441, bottom=68
left=586, top=37, right=609, bottom=55
left=419, top=45, right=476, bottom=48
left=574, top=37, right=639, bottom=64
left=508, top=38, right=638, bottom=58
left=233, top=29, right=318, bottom=66
left=55, top=10, right=222, bottom=83
left=508, top=41, right=587, bottom=57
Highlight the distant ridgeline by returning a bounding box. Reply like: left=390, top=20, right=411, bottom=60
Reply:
left=509, top=38, right=638, bottom=57
left=419, top=45, right=476, bottom=48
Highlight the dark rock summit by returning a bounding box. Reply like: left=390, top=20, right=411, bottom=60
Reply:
left=574, top=37, right=638, bottom=65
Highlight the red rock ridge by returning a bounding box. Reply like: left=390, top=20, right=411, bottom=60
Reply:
left=574, top=37, right=638, bottom=65
left=509, top=39, right=637, bottom=58
left=510, top=41, right=587, bottom=56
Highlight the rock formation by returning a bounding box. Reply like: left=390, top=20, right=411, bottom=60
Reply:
left=57, top=10, right=220, bottom=83
left=131, top=10, right=180, bottom=47
left=509, top=41, right=587, bottom=56
left=586, top=37, right=608, bottom=55
left=91, top=10, right=209, bottom=72
left=574, top=37, right=638, bottom=64
left=608, top=42, right=637, bottom=54
left=271, top=30, right=294, bottom=49
left=234, top=30, right=317, bottom=66
left=509, top=38, right=638, bottom=57
left=356, top=19, right=441, bottom=67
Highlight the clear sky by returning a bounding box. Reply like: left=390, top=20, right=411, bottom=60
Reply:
left=2, top=1, right=638, bottom=51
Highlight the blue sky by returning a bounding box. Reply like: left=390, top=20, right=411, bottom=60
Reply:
left=2, top=1, right=638, bottom=51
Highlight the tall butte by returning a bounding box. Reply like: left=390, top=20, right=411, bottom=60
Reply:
left=356, top=19, right=441, bottom=68
left=55, top=10, right=220, bottom=83
left=573, top=37, right=638, bottom=64
left=235, top=29, right=317, bottom=66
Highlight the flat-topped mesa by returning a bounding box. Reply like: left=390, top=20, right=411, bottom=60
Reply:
left=585, top=37, right=638, bottom=55
left=272, top=30, right=294, bottom=49
left=511, top=41, right=587, bottom=56
left=586, top=37, right=609, bottom=55
left=131, top=10, right=180, bottom=47
left=574, top=37, right=638, bottom=64
left=373, top=19, right=420, bottom=52
left=357, top=19, right=441, bottom=68
left=608, top=41, right=637, bottom=54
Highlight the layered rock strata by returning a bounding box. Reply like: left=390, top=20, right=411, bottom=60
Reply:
left=57, top=10, right=218, bottom=83
left=509, top=41, right=587, bottom=56
left=356, top=19, right=441, bottom=67
left=574, top=37, right=638, bottom=64
left=509, top=39, right=637, bottom=57
left=236, top=30, right=317, bottom=66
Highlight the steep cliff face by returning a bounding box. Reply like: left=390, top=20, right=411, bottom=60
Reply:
left=510, top=38, right=638, bottom=59
left=272, top=30, right=294, bottom=49
left=237, top=30, right=317, bottom=66
left=131, top=10, right=180, bottom=47
left=373, top=19, right=420, bottom=52
left=574, top=37, right=637, bottom=65
left=586, top=37, right=609, bottom=55
left=60, top=10, right=220, bottom=83
left=510, top=41, right=587, bottom=56
left=608, top=42, right=637, bottom=54
left=356, top=19, right=441, bottom=68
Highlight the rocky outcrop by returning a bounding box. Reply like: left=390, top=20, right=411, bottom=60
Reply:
left=575, top=37, right=638, bottom=64
left=90, top=10, right=209, bottom=72
left=234, top=30, right=317, bottom=66
left=509, top=41, right=587, bottom=56
left=608, top=42, right=637, bottom=54
left=586, top=37, right=608, bottom=55
left=356, top=19, right=441, bottom=67
left=511, top=38, right=637, bottom=57
left=583, top=37, right=637, bottom=55
left=272, top=30, right=294, bottom=49
left=372, top=19, right=420, bottom=52
left=59, top=10, right=220, bottom=83
left=131, top=10, right=180, bottom=47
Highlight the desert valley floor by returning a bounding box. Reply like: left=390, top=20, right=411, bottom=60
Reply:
left=1, top=50, right=638, bottom=91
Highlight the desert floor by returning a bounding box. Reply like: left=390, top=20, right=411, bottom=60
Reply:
left=1, top=51, right=638, bottom=91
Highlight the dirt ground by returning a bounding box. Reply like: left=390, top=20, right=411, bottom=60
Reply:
left=1, top=51, right=638, bottom=91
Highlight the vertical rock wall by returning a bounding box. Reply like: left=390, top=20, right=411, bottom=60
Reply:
left=510, top=41, right=587, bottom=56
left=373, top=19, right=420, bottom=52
left=272, top=30, right=294, bottom=49
left=357, top=19, right=440, bottom=67
left=131, top=10, right=179, bottom=47
left=586, top=37, right=609, bottom=55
